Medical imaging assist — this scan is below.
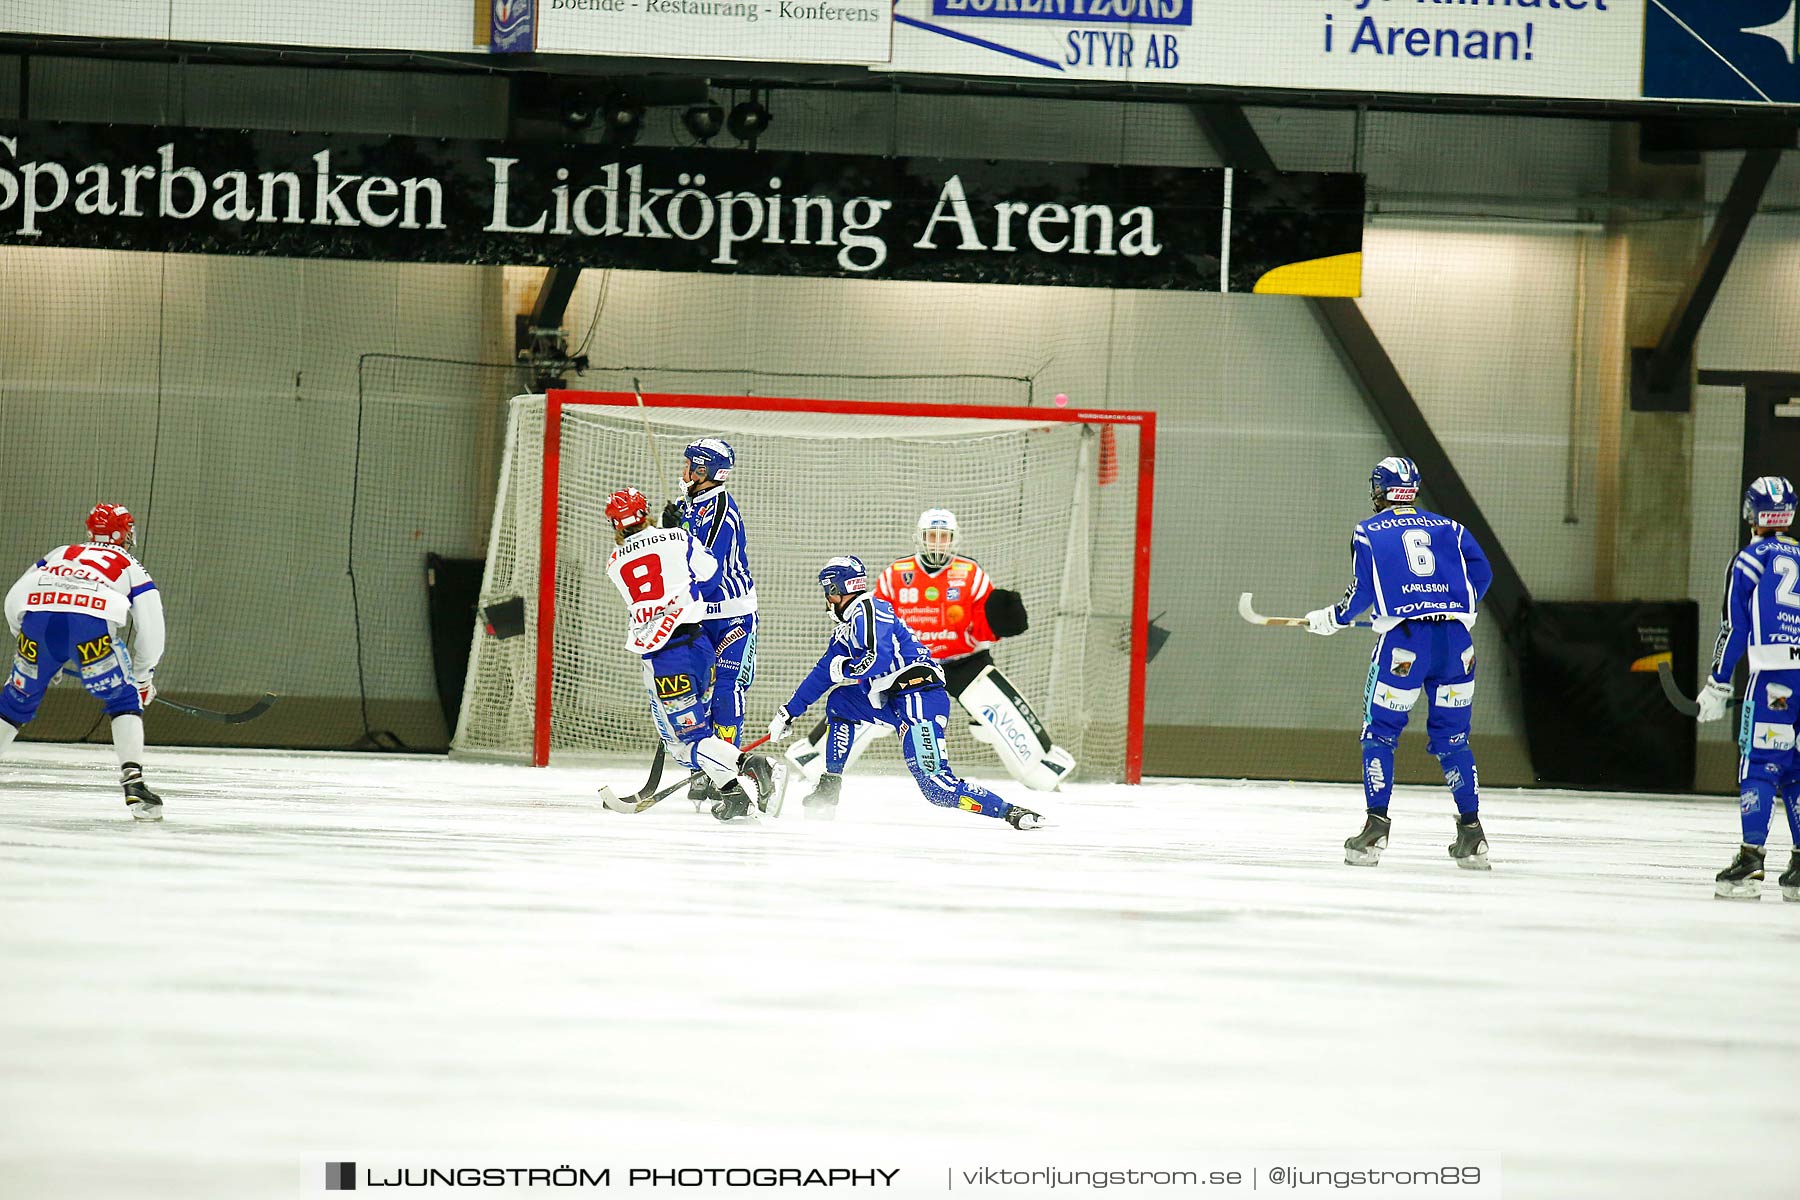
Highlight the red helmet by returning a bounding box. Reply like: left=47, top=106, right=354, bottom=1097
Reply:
left=86, top=503, right=135, bottom=547
left=605, top=488, right=650, bottom=532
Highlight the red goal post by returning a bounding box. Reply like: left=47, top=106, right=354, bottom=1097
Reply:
left=517, top=389, right=1155, bottom=782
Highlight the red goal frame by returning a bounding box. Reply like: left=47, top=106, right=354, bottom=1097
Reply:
left=535, top=390, right=1158, bottom=783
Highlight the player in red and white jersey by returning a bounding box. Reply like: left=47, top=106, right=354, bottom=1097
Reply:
left=1, top=503, right=167, bottom=818
left=876, top=540, right=998, bottom=662
left=787, top=508, right=1075, bottom=792
left=604, top=488, right=774, bottom=821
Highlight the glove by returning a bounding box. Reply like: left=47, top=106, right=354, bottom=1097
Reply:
left=661, top=501, right=683, bottom=529
left=827, top=656, right=851, bottom=684
left=1305, top=607, right=1342, bottom=637
left=136, top=671, right=156, bottom=708
left=767, top=709, right=794, bottom=742
left=1696, top=679, right=1733, bottom=723
left=985, top=588, right=1029, bottom=638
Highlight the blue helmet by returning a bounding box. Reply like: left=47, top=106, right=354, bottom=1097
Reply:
left=1370, top=456, right=1421, bottom=509
left=818, top=555, right=869, bottom=600
left=1744, top=475, right=1796, bottom=530
left=682, top=438, right=734, bottom=483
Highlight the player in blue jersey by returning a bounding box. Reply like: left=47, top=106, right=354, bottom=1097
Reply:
left=666, top=438, right=758, bottom=806
left=763, top=556, right=1043, bottom=829
left=1699, top=476, right=1800, bottom=901
left=607, top=487, right=774, bottom=822
left=1305, top=457, right=1494, bottom=869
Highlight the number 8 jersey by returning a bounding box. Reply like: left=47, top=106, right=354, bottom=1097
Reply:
left=1710, top=532, right=1800, bottom=682
left=1333, top=505, right=1492, bottom=633
left=605, top=526, right=720, bottom=656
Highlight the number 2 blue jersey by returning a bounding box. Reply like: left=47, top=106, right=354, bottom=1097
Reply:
left=1710, top=533, right=1800, bottom=683
left=1334, top=506, right=1493, bottom=633
left=679, top=487, right=757, bottom=620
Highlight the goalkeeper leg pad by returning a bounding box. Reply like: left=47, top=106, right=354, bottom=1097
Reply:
left=957, top=666, right=1074, bottom=792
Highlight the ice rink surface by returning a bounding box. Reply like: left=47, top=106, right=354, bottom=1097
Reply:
left=3, top=743, right=1798, bottom=1200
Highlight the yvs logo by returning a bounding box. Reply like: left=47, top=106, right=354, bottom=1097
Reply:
left=655, top=673, right=694, bottom=700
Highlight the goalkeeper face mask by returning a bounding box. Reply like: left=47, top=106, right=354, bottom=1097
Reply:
left=916, top=509, right=958, bottom=569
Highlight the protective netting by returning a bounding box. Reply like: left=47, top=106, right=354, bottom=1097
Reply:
left=454, top=397, right=1141, bottom=781
left=6, top=51, right=1800, bottom=793
left=0, top=248, right=521, bottom=749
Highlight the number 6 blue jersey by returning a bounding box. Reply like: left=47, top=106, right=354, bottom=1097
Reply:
left=1709, top=533, right=1800, bottom=684
left=1333, top=505, right=1493, bottom=633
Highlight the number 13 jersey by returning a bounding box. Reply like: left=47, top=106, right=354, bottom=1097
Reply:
left=1333, top=506, right=1492, bottom=634
left=6, top=542, right=156, bottom=627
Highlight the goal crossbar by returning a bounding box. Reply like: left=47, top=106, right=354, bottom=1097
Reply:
left=535, top=389, right=1157, bottom=783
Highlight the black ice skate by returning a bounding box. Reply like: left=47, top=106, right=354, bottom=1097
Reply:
left=688, top=772, right=720, bottom=812
left=709, top=780, right=754, bottom=822
left=739, top=752, right=777, bottom=813
left=1780, top=850, right=1800, bottom=903
left=1344, top=811, right=1391, bottom=866
left=1715, top=844, right=1766, bottom=900
left=122, top=765, right=163, bottom=822
left=1449, top=816, right=1490, bottom=871
left=802, top=771, right=841, bottom=820
left=1004, top=804, right=1045, bottom=830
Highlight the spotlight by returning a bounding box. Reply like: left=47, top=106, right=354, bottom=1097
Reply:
left=726, top=97, right=772, bottom=143
left=601, top=94, right=645, bottom=146
left=681, top=100, right=725, bottom=143
left=560, top=93, right=595, bottom=132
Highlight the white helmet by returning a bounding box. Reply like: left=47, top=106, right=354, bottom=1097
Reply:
left=917, top=508, right=958, bottom=571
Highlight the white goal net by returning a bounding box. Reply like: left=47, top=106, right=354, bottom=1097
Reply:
left=453, top=393, right=1149, bottom=782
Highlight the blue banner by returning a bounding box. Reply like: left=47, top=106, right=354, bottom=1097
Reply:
left=490, top=0, right=536, bottom=54
left=927, top=0, right=1190, bottom=28
left=1644, top=0, right=1800, bottom=103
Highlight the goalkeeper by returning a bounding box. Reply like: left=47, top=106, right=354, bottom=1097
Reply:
left=785, top=508, right=1075, bottom=791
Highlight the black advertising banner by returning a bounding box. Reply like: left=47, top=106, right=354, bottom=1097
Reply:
left=0, top=121, right=1364, bottom=294
left=1520, top=600, right=1698, bottom=793
left=1225, top=169, right=1367, bottom=297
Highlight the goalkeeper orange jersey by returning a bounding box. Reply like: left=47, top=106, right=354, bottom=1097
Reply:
left=874, top=555, right=996, bottom=662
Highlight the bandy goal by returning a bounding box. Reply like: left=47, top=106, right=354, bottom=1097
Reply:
left=453, top=391, right=1155, bottom=783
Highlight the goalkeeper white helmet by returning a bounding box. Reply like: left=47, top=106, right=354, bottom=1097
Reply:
left=917, top=508, right=958, bottom=571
